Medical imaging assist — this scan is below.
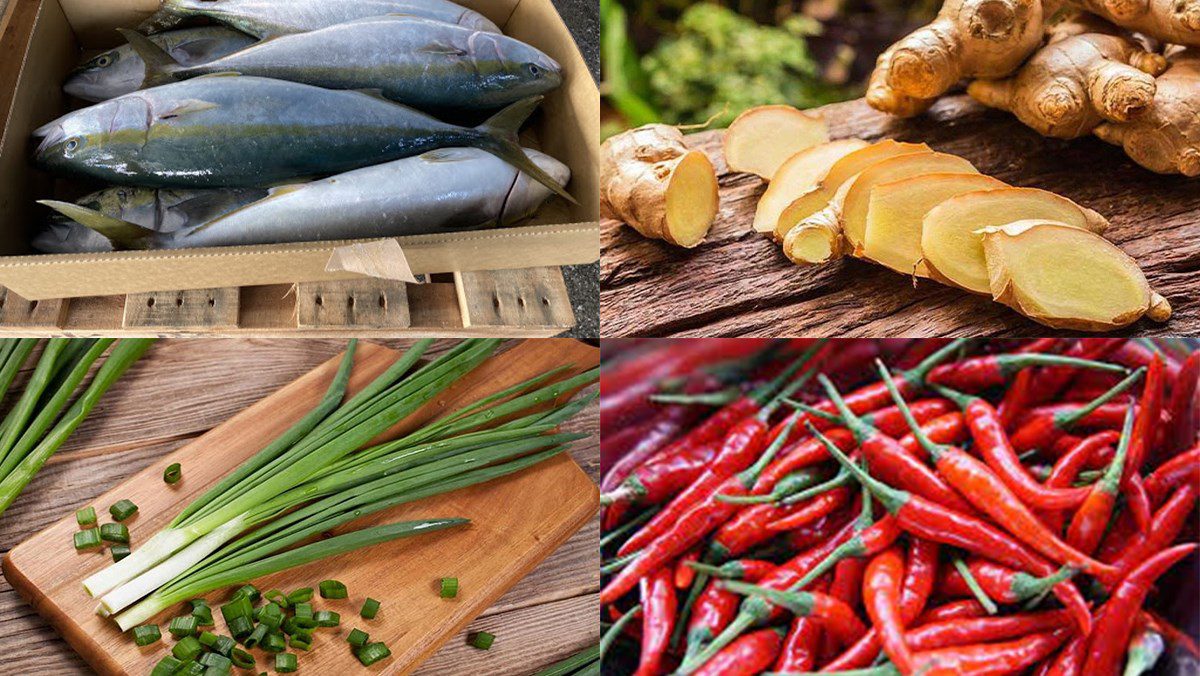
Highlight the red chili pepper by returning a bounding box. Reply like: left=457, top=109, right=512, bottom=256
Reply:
left=913, top=628, right=1071, bottom=676
left=1110, top=483, right=1198, bottom=583
left=716, top=581, right=869, bottom=647
left=747, top=428, right=857, bottom=499
left=864, top=546, right=916, bottom=675
left=1166, top=351, right=1199, bottom=452
left=882, top=367, right=1118, bottom=581
left=1067, top=407, right=1135, bottom=554
left=897, top=412, right=967, bottom=457
left=603, top=440, right=720, bottom=523
left=675, top=549, right=700, bottom=590
left=906, top=609, right=1072, bottom=651
left=1084, top=543, right=1198, bottom=675
left=1122, top=355, right=1165, bottom=532
left=1047, top=431, right=1120, bottom=486
left=829, top=555, right=867, bottom=611
left=705, top=472, right=829, bottom=559
left=1045, top=633, right=1088, bottom=676
left=683, top=562, right=771, bottom=661
left=1111, top=340, right=1182, bottom=382
left=933, top=384, right=1115, bottom=510
left=765, top=485, right=851, bottom=531
left=691, top=627, right=784, bottom=676
left=774, top=617, right=821, bottom=672
left=1028, top=338, right=1124, bottom=405
left=916, top=599, right=989, bottom=625
left=635, top=567, right=675, bottom=676
left=603, top=392, right=708, bottom=492
left=1144, top=445, right=1199, bottom=504
left=811, top=426, right=1095, bottom=634
left=927, top=352, right=1126, bottom=392
left=895, top=339, right=955, bottom=370
left=999, top=366, right=1036, bottom=429
left=939, top=558, right=1076, bottom=604
left=1140, top=609, right=1200, bottom=658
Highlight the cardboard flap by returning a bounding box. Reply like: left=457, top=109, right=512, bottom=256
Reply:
left=325, top=239, right=419, bottom=284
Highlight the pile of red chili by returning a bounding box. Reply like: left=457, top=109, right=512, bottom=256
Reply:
left=599, top=338, right=1199, bottom=676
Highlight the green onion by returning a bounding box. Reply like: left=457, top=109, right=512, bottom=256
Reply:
left=469, top=631, right=495, bottom=650
left=100, top=522, right=129, bottom=544
left=347, top=628, right=369, bottom=648
left=314, top=610, right=339, bottom=627
left=109, top=499, right=138, bottom=521
left=357, top=642, right=392, bottom=666
left=439, top=577, right=458, bottom=599
left=76, top=506, right=97, bottom=527
left=532, top=644, right=600, bottom=676
left=169, top=615, right=199, bottom=637
left=221, top=595, right=253, bottom=624
left=178, top=661, right=204, bottom=676
left=199, top=652, right=231, bottom=670
left=191, top=602, right=214, bottom=627
left=243, top=624, right=268, bottom=649
left=262, top=631, right=287, bottom=653
left=289, top=633, right=313, bottom=651
left=286, top=587, right=312, bottom=604
left=230, top=648, right=255, bottom=669
left=318, top=580, right=346, bottom=599
left=275, top=653, right=298, bottom=672
left=264, top=589, right=289, bottom=608
left=151, top=655, right=183, bottom=676
left=164, top=463, right=182, bottom=485
left=213, top=635, right=236, bottom=656
left=111, top=544, right=131, bottom=562
left=173, top=635, right=202, bottom=660
left=226, top=615, right=253, bottom=640
left=293, top=602, right=312, bottom=620
left=361, top=597, right=382, bottom=618
left=74, top=529, right=102, bottom=550
left=259, top=602, right=284, bottom=629
left=132, top=624, right=161, bottom=646
left=199, top=630, right=219, bottom=648
left=234, top=584, right=260, bottom=604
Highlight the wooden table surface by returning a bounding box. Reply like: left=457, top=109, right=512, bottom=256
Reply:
left=601, top=95, right=1200, bottom=337
left=0, top=339, right=599, bottom=675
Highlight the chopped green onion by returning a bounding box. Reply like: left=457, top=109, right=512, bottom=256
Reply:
left=264, top=589, right=290, bottom=609
left=151, top=656, right=183, bottom=676
left=293, top=603, right=312, bottom=620
left=292, top=616, right=317, bottom=630
left=234, top=584, right=260, bottom=604
left=226, top=615, right=253, bottom=640
left=178, top=661, right=204, bottom=676
left=199, top=652, right=231, bottom=670
left=74, top=529, right=102, bottom=550
left=213, top=635, right=236, bottom=656
left=199, top=630, right=219, bottom=648
left=109, top=499, right=138, bottom=521
left=243, top=623, right=268, bottom=649
left=230, top=648, right=255, bottom=669
left=469, top=631, right=495, bottom=650
left=361, top=597, right=382, bottom=618
left=357, top=642, right=392, bottom=666
left=164, top=463, right=182, bottom=485
left=262, top=631, right=287, bottom=653
left=132, top=624, right=161, bottom=646
left=439, top=577, right=458, bottom=599
left=76, top=506, right=97, bottom=527
left=192, top=603, right=214, bottom=627
left=111, top=544, right=131, bottom=562
left=314, top=610, right=339, bottom=627
left=173, top=635, right=203, bottom=660
left=221, top=595, right=253, bottom=623
left=347, top=628, right=369, bottom=648
left=286, top=587, right=312, bottom=604
left=281, top=617, right=299, bottom=635
left=169, top=614, right=199, bottom=637
left=259, top=602, right=284, bottom=629
left=99, top=522, right=129, bottom=544
left=318, top=580, right=347, bottom=599
left=289, top=633, right=313, bottom=651
left=275, top=653, right=298, bottom=673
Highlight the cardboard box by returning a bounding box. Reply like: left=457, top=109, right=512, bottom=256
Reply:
left=0, top=0, right=599, bottom=301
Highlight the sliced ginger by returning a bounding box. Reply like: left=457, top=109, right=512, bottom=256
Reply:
left=723, top=105, right=830, bottom=180
left=862, top=173, right=1008, bottom=277
left=982, top=220, right=1171, bottom=331
left=782, top=185, right=850, bottom=265
left=772, top=140, right=929, bottom=242
left=751, top=139, right=869, bottom=235
left=601, top=124, right=720, bottom=248
left=922, top=187, right=1111, bottom=293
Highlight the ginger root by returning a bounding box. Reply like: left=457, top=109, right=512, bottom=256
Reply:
left=782, top=204, right=847, bottom=265
left=967, top=33, right=1167, bottom=138
left=601, top=124, right=720, bottom=248
left=862, top=172, right=1008, bottom=277
left=1094, top=48, right=1200, bottom=176
left=751, top=139, right=871, bottom=235
left=867, top=0, right=1052, bottom=117
left=772, top=140, right=929, bottom=242
left=723, top=106, right=830, bottom=180
left=981, top=219, right=1171, bottom=330
left=1070, top=0, right=1200, bottom=46
left=922, top=187, right=1111, bottom=293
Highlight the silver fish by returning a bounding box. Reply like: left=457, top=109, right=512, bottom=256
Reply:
left=40, top=148, right=570, bottom=250
left=140, top=0, right=501, bottom=37
left=132, top=17, right=561, bottom=111
left=34, top=186, right=266, bottom=253
left=32, top=75, right=572, bottom=202
left=64, top=26, right=256, bottom=102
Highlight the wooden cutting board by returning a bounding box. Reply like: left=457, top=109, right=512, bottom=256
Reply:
left=601, top=95, right=1200, bottom=337
left=2, top=339, right=600, bottom=675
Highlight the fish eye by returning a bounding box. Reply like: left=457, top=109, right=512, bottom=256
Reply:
left=64, top=138, right=81, bottom=154
left=528, top=64, right=541, bottom=76
left=96, top=55, right=112, bottom=68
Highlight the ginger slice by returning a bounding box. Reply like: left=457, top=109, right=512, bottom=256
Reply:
left=723, top=105, right=830, bottom=180
left=981, top=220, right=1171, bottom=331
left=922, top=187, right=1111, bottom=294
left=862, top=173, right=1008, bottom=277
left=782, top=199, right=848, bottom=265
left=750, top=139, right=870, bottom=235
left=772, top=140, right=929, bottom=242
left=601, top=124, right=720, bottom=248
left=840, top=152, right=979, bottom=254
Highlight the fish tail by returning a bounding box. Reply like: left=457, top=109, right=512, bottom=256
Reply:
left=473, top=96, right=576, bottom=204
left=137, top=0, right=195, bottom=33
left=118, top=28, right=184, bottom=87
left=36, top=201, right=156, bottom=250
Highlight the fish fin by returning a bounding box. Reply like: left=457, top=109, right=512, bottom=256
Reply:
left=194, top=71, right=242, bottom=79
left=421, top=148, right=478, bottom=162
left=473, top=96, right=576, bottom=204
left=36, top=200, right=155, bottom=250
left=137, top=0, right=191, bottom=34
left=118, top=28, right=184, bottom=87
left=418, top=40, right=468, bottom=56
left=156, top=98, right=219, bottom=120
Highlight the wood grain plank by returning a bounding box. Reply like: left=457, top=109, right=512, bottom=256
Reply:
left=0, top=340, right=598, bottom=675
left=457, top=267, right=576, bottom=331
left=295, top=280, right=411, bottom=329
left=601, top=95, right=1200, bottom=337
left=122, top=288, right=239, bottom=330
left=0, top=288, right=68, bottom=330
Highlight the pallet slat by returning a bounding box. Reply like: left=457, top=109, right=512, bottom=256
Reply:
left=122, top=288, right=239, bottom=330
left=456, top=267, right=574, bottom=331
left=0, top=288, right=68, bottom=329
left=295, top=279, right=411, bottom=329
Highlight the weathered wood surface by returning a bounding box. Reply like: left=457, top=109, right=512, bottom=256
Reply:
left=601, top=96, right=1200, bottom=337
left=0, top=339, right=599, bottom=675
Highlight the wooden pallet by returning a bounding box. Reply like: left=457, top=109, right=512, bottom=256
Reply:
left=0, top=266, right=576, bottom=337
